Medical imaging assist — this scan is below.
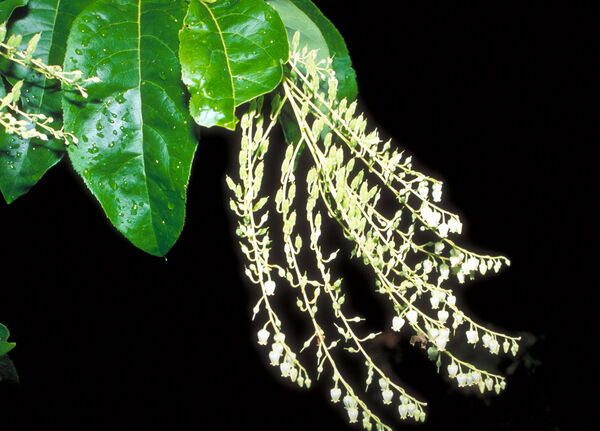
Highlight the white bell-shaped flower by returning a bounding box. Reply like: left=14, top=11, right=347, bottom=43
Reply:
left=437, top=309, right=449, bottom=323
left=392, top=316, right=405, bottom=332
left=264, top=280, right=276, bottom=295
left=405, top=309, right=418, bottom=324
left=466, top=329, right=479, bottom=344
left=382, top=388, right=393, bottom=405
left=330, top=387, right=342, bottom=403
left=347, top=407, right=359, bottom=423
left=447, top=362, right=458, bottom=378
left=257, top=328, right=270, bottom=345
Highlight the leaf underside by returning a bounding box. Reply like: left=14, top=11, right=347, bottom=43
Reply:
left=178, top=0, right=289, bottom=130
left=63, top=0, right=197, bottom=257
left=0, top=0, right=95, bottom=204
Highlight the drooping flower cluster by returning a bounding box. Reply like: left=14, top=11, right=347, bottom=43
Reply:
left=0, top=27, right=99, bottom=145
left=226, top=34, right=520, bottom=430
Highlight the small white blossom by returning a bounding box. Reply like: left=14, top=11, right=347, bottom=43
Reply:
left=456, top=373, right=467, bottom=387
left=398, top=404, right=408, bottom=419
left=378, top=377, right=389, bottom=390
left=257, top=328, right=270, bottom=345
left=485, top=377, right=494, bottom=391
left=479, top=260, right=488, bottom=275
left=392, top=316, right=405, bottom=332
left=264, top=280, right=276, bottom=295
left=446, top=293, right=456, bottom=306
left=481, top=333, right=492, bottom=348
left=422, top=259, right=433, bottom=274
left=447, top=362, right=458, bottom=378
left=269, top=349, right=281, bottom=366
left=330, top=387, right=342, bottom=403
left=280, top=360, right=291, bottom=376
left=437, top=309, right=449, bottom=323
left=494, top=260, right=503, bottom=273
left=382, top=388, right=393, bottom=404
left=488, top=339, right=500, bottom=354
left=449, top=249, right=464, bottom=267
left=434, top=335, right=448, bottom=351
left=466, top=329, right=479, bottom=344
left=437, top=222, right=449, bottom=237
left=347, top=407, right=359, bottom=423
left=439, top=263, right=450, bottom=279
left=417, top=182, right=429, bottom=198
left=432, top=182, right=442, bottom=202
left=343, top=395, right=357, bottom=409
left=405, top=309, right=418, bottom=324
left=448, top=216, right=462, bottom=233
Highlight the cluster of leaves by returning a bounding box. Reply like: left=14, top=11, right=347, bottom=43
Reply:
left=0, top=0, right=521, bottom=429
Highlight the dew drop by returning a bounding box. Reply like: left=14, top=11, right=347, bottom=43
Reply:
left=167, top=202, right=174, bottom=211
left=96, top=121, right=103, bottom=131
left=83, top=169, right=90, bottom=178
left=159, top=71, right=167, bottom=80
left=75, top=48, right=83, bottom=55
left=131, top=203, right=138, bottom=215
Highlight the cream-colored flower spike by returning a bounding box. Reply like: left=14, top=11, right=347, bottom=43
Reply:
left=226, top=35, right=521, bottom=430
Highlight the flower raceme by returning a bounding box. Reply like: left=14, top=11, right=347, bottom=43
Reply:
left=227, top=39, right=521, bottom=430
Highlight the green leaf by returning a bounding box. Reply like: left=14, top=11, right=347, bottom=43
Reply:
left=63, top=0, right=198, bottom=257
left=0, top=0, right=28, bottom=25
left=178, top=0, right=289, bottom=130
left=0, top=322, right=15, bottom=356
left=265, top=0, right=357, bottom=101
left=0, top=0, right=96, bottom=204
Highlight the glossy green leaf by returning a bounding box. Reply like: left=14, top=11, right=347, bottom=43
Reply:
left=63, top=0, right=197, bottom=257
left=265, top=0, right=357, bottom=101
left=0, top=322, right=15, bottom=356
left=178, top=0, right=288, bottom=130
left=0, top=0, right=95, bottom=204
left=0, top=0, right=28, bottom=25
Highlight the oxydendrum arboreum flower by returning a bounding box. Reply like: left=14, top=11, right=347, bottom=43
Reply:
left=227, top=36, right=521, bottom=430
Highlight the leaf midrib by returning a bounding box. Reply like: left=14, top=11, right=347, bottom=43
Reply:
left=202, top=1, right=235, bottom=116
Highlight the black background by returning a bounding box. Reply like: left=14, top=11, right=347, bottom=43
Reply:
left=0, top=1, right=593, bottom=430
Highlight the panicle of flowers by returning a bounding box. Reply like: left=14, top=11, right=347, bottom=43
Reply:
left=0, top=80, right=78, bottom=145
left=1, top=25, right=100, bottom=99
left=0, top=25, right=100, bottom=145
left=226, top=97, right=311, bottom=388
left=227, top=32, right=521, bottom=430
